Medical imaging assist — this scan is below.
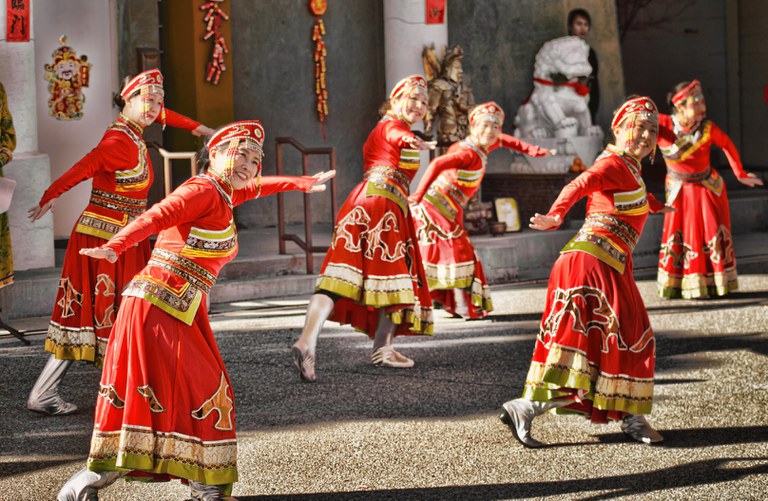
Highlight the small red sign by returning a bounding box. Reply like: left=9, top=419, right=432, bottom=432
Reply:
left=6, top=0, right=30, bottom=42
left=426, top=0, right=445, bottom=25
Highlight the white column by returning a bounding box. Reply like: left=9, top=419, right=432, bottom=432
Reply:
left=383, top=0, right=448, bottom=187
left=0, top=7, right=55, bottom=271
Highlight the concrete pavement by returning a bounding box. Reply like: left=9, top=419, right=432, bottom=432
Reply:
left=1, top=272, right=767, bottom=499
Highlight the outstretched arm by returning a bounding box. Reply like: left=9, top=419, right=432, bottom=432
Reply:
left=163, top=108, right=215, bottom=136
left=711, top=123, right=763, bottom=188
left=81, top=180, right=212, bottom=261
left=234, top=171, right=337, bottom=205
left=410, top=149, right=470, bottom=203
left=497, top=133, right=554, bottom=157
left=29, top=133, right=133, bottom=221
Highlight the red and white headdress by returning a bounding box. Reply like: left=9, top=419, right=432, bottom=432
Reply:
left=671, top=79, right=703, bottom=106
left=469, top=101, right=505, bottom=126
left=611, top=96, right=658, bottom=130
left=389, top=75, right=428, bottom=100
left=121, top=69, right=165, bottom=126
left=207, top=120, right=266, bottom=179
left=611, top=96, right=659, bottom=162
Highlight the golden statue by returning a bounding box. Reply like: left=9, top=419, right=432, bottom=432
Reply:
left=422, top=45, right=475, bottom=148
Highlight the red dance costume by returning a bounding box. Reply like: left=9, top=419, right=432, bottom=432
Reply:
left=87, top=173, right=316, bottom=486
left=656, top=113, right=746, bottom=298
left=411, top=134, right=548, bottom=318
left=41, top=110, right=200, bottom=366
left=316, top=115, right=433, bottom=335
left=523, top=145, right=665, bottom=422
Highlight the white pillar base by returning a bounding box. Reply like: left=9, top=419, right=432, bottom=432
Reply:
left=4, top=152, right=54, bottom=270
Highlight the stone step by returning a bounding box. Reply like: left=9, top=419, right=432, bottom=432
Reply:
left=2, top=194, right=767, bottom=321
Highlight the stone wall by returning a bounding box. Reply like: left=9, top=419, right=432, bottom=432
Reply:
left=229, top=0, right=386, bottom=228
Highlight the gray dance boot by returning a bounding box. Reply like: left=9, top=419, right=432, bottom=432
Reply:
left=189, top=480, right=231, bottom=500
left=620, top=414, right=664, bottom=444
left=57, top=467, right=125, bottom=500
left=500, top=398, right=564, bottom=448
left=27, top=354, right=77, bottom=415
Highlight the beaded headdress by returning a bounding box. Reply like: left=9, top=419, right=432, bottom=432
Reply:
left=120, top=69, right=165, bottom=127
left=671, top=80, right=703, bottom=106
left=611, top=96, right=658, bottom=161
left=469, top=101, right=505, bottom=126
left=207, top=120, right=265, bottom=185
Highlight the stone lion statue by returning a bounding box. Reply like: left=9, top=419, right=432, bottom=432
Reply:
left=514, top=36, right=603, bottom=139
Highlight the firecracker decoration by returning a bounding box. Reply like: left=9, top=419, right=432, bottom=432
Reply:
left=200, top=0, right=229, bottom=85
left=310, top=0, right=328, bottom=138
left=43, top=36, right=92, bottom=121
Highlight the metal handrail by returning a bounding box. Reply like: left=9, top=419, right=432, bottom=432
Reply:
left=153, top=146, right=198, bottom=196
left=275, top=137, right=337, bottom=274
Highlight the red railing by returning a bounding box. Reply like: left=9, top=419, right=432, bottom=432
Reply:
left=275, top=137, right=337, bottom=274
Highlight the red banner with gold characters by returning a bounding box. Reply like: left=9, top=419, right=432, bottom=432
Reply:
left=425, top=0, right=445, bottom=25
left=6, top=0, right=30, bottom=42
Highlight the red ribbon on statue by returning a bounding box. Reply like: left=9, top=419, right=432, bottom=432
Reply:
left=533, top=77, right=590, bottom=96
left=200, top=0, right=230, bottom=85
left=425, top=0, right=445, bottom=25
left=310, top=0, right=329, bottom=139
left=6, top=0, right=30, bottom=42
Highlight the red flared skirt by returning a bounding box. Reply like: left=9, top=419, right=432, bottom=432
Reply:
left=316, top=182, right=433, bottom=337
left=44, top=229, right=151, bottom=366
left=86, top=296, right=238, bottom=486
left=657, top=176, right=737, bottom=299
left=522, top=251, right=656, bottom=423
left=411, top=201, right=493, bottom=318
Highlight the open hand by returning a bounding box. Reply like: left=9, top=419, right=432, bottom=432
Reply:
left=79, top=247, right=118, bottom=263
left=191, top=125, right=216, bottom=137
left=738, top=173, right=764, bottom=188
left=529, top=213, right=561, bottom=231
left=306, top=170, right=337, bottom=193
left=405, top=135, right=437, bottom=151
left=28, top=200, right=55, bottom=222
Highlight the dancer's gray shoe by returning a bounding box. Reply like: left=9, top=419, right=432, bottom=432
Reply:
left=57, top=467, right=125, bottom=500
left=27, top=354, right=77, bottom=416
left=620, top=414, right=664, bottom=444
left=499, top=398, right=543, bottom=448
left=189, top=480, right=233, bottom=500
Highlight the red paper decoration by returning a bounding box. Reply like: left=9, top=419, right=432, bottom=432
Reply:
left=425, top=0, right=446, bottom=24
left=200, top=0, right=229, bottom=85
left=310, top=0, right=328, bottom=137
left=6, top=0, right=30, bottom=42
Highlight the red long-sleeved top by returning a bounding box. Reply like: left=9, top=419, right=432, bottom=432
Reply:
left=411, top=134, right=550, bottom=204
left=104, top=174, right=316, bottom=324
left=657, top=114, right=747, bottom=178
left=548, top=145, right=665, bottom=273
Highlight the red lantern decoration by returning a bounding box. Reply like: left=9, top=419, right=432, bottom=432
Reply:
left=310, top=0, right=329, bottom=139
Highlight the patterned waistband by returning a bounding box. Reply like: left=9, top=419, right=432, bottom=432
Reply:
left=147, top=248, right=217, bottom=295
left=582, top=214, right=640, bottom=251
left=364, top=165, right=410, bottom=210
left=425, top=179, right=469, bottom=220
left=89, top=189, right=147, bottom=217
left=667, top=166, right=711, bottom=183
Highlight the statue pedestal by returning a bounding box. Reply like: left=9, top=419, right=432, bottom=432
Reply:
left=481, top=171, right=586, bottom=228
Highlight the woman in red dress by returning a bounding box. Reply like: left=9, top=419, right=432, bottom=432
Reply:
left=410, top=102, right=552, bottom=319
left=291, top=75, right=437, bottom=382
left=26, top=69, right=214, bottom=416
left=57, top=121, right=333, bottom=500
left=500, top=97, right=673, bottom=447
left=656, top=80, right=763, bottom=299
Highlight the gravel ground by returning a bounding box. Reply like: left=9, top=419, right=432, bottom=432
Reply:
left=1, top=274, right=766, bottom=500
